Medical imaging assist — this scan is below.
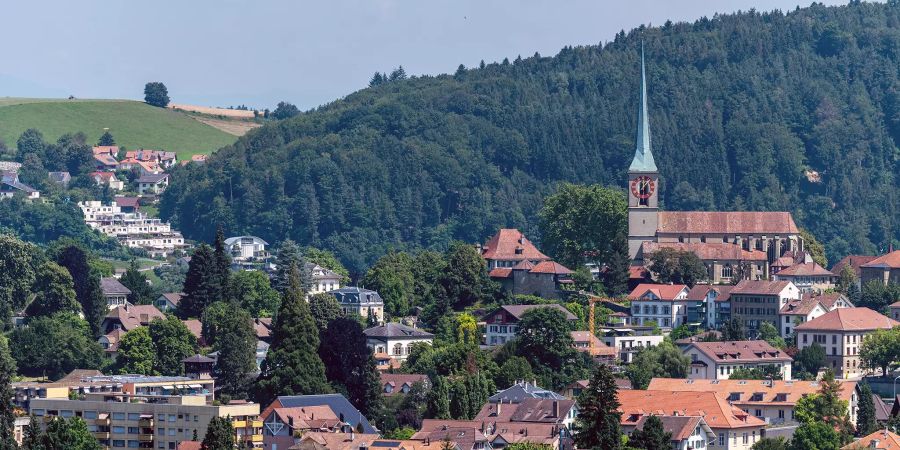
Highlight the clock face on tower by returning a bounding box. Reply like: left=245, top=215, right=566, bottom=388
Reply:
left=630, top=175, right=655, bottom=200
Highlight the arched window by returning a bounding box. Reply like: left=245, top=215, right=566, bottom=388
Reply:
left=722, top=264, right=734, bottom=279
left=393, top=343, right=403, bottom=356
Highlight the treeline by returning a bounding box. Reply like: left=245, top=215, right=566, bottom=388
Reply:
left=160, top=2, right=899, bottom=273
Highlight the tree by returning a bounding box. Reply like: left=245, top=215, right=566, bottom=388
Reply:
left=721, top=316, right=747, bottom=341
left=271, top=240, right=310, bottom=294
left=201, top=416, right=235, bottom=450
left=856, top=383, right=878, bottom=436
left=574, top=365, right=622, bottom=450
left=426, top=375, right=451, bottom=419
left=0, top=234, right=40, bottom=328
left=319, top=317, right=383, bottom=416
left=143, top=82, right=169, bottom=108
left=794, top=371, right=852, bottom=441
left=231, top=270, right=280, bottom=317
left=362, top=251, right=415, bottom=317
left=800, top=229, right=828, bottom=267
left=40, top=417, right=102, bottom=450
left=25, top=261, right=80, bottom=318
left=796, top=343, right=826, bottom=375
left=55, top=245, right=106, bottom=336
left=212, top=226, right=232, bottom=302
left=9, top=313, right=103, bottom=379
left=119, top=259, right=152, bottom=305
left=629, top=415, right=672, bottom=450
left=254, top=264, right=331, bottom=406
left=213, top=305, right=257, bottom=398
left=148, top=316, right=198, bottom=376
left=309, top=293, right=342, bottom=333
left=494, top=356, right=534, bottom=389
left=201, top=301, right=231, bottom=348
left=454, top=313, right=478, bottom=346
left=751, top=437, right=788, bottom=450
left=539, top=183, right=627, bottom=268
left=648, top=248, right=707, bottom=286
left=759, top=322, right=786, bottom=349
left=179, top=244, right=221, bottom=318
left=789, top=421, right=841, bottom=450
left=515, top=307, right=584, bottom=389
left=729, top=365, right=783, bottom=380
left=604, top=232, right=632, bottom=296
left=626, top=342, right=690, bottom=390
left=22, top=415, right=42, bottom=450
left=116, top=327, right=157, bottom=375
left=97, top=131, right=115, bottom=146
left=859, top=327, right=900, bottom=376
left=271, top=101, right=300, bottom=120
left=0, top=337, right=18, bottom=449
left=432, top=241, right=493, bottom=317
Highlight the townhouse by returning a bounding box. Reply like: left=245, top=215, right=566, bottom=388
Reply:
left=778, top=291, right=853, bottom=338
left=682, top=340, right=793, bottom=381
left=627, top=283, right=691, bottom=328
left=729, top=280, right=800, bottom=331
left=686, top=284, right=734, bottom=329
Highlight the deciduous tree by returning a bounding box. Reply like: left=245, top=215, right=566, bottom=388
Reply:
left=116, top=328, right=157, bottom=375
left=25, top=261, right=80, bottom=318
left=143, top=82, right=169, bottom=108
left=0, top=337, right=18, bottom=449
left=148, top=316, right=198, bottom=376
left=10, top=313, right=103, bottom=380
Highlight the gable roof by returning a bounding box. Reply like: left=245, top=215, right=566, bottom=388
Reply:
left=684, top=340, right=792, bottom=364
left=104, top=305, right=165, bottom=332
left=159, top=292, right=182, bottom=305
left=628, top=283, right=689, bottom=301
left=642, top=241, right=768, bottom=261
left=114, top=197, right=141, bottom=208
left=794, top=307, right=899, bottom=332
left=474, top=398, right=575, bottom=423
left=831, top=255, right=879, bottom=276
left=657, top=211, right=799, bottom=235
left=136, top=173, right=169, bottom=184
left=481, top=229, right=550, bottom=261
left=861, top=251, right=900, bottom=269
left=731, top=280, right=793, bottom=296
left=529, top=261, right=573, bottom=275
left=646, top=378, right=857, bottom=406
left=274, top=394, right=376, bottom=433
left=618, top=390, right=765, bottom=429
left=842, top=430, right=900, bottom=450
left=491, top=304, right=577, bottom=322
left=181, top=319, right=202, bottom=341
left=364, top=322, right=433, bottom=339
left=380, top=374, right=428, bottom=389
left=780, top=295, right=827, bottom=316
left=632, top=415, right=707, bottom=442
left=487, top=381, right=566, bottom=403
left=100, top=277, right=131, bottom=296
left=776, top=262, right=834, bottom=277
left=686, top=285, right=734, bottom=302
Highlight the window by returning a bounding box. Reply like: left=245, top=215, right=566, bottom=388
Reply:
left=84, top=411, right=98, bottom=420
left=393, top=343, right=403, bottom=356
left=778, top=410, right=785, bottom=419
left=722, top=264, right=733, bottom=278
left=112, top=440, right=125, bottom=448
left=127, top=413, right=141, bottom=421
left=743, top=433, right=749, bottom=444
left=112, top=426, right=126, bottom=434
left=718, top=433, right=725, bottom=446
left=128, top=441, right=140, bottom=448
left=113, top=413, right=126, bottom=420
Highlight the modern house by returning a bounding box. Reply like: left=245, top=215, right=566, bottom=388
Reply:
left=600, top=331, right=665, bottom=364
left=627, top=283, right=691, bottom=328
left=682, top=340, right=793, bottom=380
left=224, top=236, right=269, bottom=270
left=363, top=322, right=433, bottom=360
left=482, top=304, right=577, bottom=346
left=328, top=287, right=384, bottom=322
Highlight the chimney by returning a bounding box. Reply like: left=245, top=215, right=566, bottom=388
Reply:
left=350, top=428, right=355, bottom=441
left=553, top=401, right=559, bottom=418
left=497, top=400, right=501, bottom=416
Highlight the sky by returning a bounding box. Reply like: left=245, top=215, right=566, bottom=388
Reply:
left=1, top=0, right=849, bottom=110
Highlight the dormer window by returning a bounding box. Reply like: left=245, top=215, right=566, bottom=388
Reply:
left=750, top=393, right=763, bottom=402
left=728, top=393, right=741, bottom=401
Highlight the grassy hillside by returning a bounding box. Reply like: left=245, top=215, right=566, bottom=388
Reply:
left=0, top=98, right=236, bottom=157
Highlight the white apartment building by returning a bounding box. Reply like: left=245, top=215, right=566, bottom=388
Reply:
left=601, top=333, right=665, bottom=364
left=79, top=201, right=186, bottom=258
left=627, top=283, right=692, bottom=328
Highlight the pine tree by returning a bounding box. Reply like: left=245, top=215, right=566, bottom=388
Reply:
left=426, top=376, right=451, bottom=419
left=574, top=365, right=622, bottom=450
left=309, top=293, right=342, bottom=333
left=201, top=416, right=235, bottom=450
left=213, top=304, right=257, bottom=398
left=97, top=131, right=115, bottom=146
left=856, top=383, right=878, bottom=436
left=22, top=415, right=42, bottom=450
left=179, top=244, right=220, bottom=319
left=212, top=225, right=232, bottom=303
left=253, top=264, right=331, bottom=406
left=119, top=259, right=152, bottom=305
left=0, top=337, right=17, bottom=449
left=604, top=233, right=631, bottom=296
left=55, top=245, right=106, bottom=337
left=271, top=240, right=311, bottom=294
left=629, top=415, right=672, bottom=450
left=318, top=317, right=383, bottom=416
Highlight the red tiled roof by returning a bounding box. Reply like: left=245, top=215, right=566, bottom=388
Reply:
left=90, top=171, right=116, bottom=181
left=104, top=305, right=165, bottom=331
left=684, top=340, right=792, bottom=364
left=481, top=229, right=550, bottom=261
left=794, top=307, right=899, bottom=332
left=731, top=280, right=793, bottom=296
left=629, top=266, right=650, bottom=280
left=642, top=241, right=768, bottom=261
left=495, top=304, right=577, bottom=321
left=627, top=283, right=689, bottom=301
left=530, top=261, right=573, bottom=275
left=512, top=259, right=536, bottom=271
left=489, top=268, right=513, bottom=278
left=831, top=255, right=879, bottom=276
left=632, top=415, right=705, bottom=441
left=114, top=197, right=140, bottom=208
left=776, top=262, right=834, bottom=277
left=182, top=319, right=202, bottom=341
left=861, top=251, right=900, bottom=269
left=657, top=211, right=799, bottom=235
left=648, top=378, right=857, bottom=406
left=843, top=430, right=900, bottom=450
left=92, top=146, right=119, bottom=156
left=618, top=390, right=765, bottom=429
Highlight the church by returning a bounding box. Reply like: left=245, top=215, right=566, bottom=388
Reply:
left=627, top=48, right=803, bottom=284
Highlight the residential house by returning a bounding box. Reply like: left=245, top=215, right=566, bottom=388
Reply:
left=647, top=377, right=859, bottom=428
left=831, top=255, right=879, bottom=288
left=627, top=283, right=691, bottom=328
left=89, top=171, right=124, bottom=190
left=843, top=430, right=900, bottom=450
left=329, top=287, right=384, bottom=322
left=98, top=329, right=125, bottom=359
left=292, top=432, right=381, bottom=450
left=224, top=236, right=270, bottom=270
left=364, top=322, right=433, bottom=360
left=114, top=196, right=140, bottom=213
left=413, top=418, right=571, bottom=450
left=0, top=172, right=39, bottom=199
left=155, top=293, right=183, bottom=312
left=306, top=262, right=342, bottom=297
left=474, top=397, right=577, bottom=441
left=100, top=277, right=132, bottom=309
left=622, top=415, right=716, bottom=450
left=93, top=153, right=119, bottom=171
left=860, top=251, right=900, bottom=286
left=779, top=292, right=853, bottom=338
left=260, top=394, right=376, bottom=450
left=137, top=172, right=170, bottom=195
left=770, top=250, right=814, bottom=275
left=729, top=280, right=800, bottom=331
left=618, top=390, right=767, bottom=450
left=489, top=260, right=575, bottom=300
left=795, top=307, right=900, bottom=379
left=482, top=304, right=577, bottom=346
left=92, top=145, right=119, bottom=158
left=47, top=171, right=71, bottom=187
left=686, top=285, right=734, bottom=330
left=488, top=381, right=566, bottom=404
left=480, top=228, right=550, bottom=270
left=773, top=262, right=837, bottom=293
left=80, top=201, right=186, bottom=257
left=100, top=304, right=166, bottom=334
left=570, top=331, right=617, bottom=362
left=600, top=330, right=665, bottom=364
left=640, top=241, right=769, bottom=283
left=682, top=340, right=793, bottom=380
left=380, top=374, right=429, bottom=396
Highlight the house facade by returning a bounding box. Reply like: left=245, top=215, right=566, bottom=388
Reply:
left=778, top=292, right=853, bottom=338
left=328, top=287, right=384, bottom=322
left=137, top=173, right=170, bottom=195
left=860, top=251, right=900, bottom=286
left=728, top=280, right=800, bottom=332
left=683, top=340, right=793, bottom=380
left=772, top=262, right=836, bottom=293
left=100, top=278, right=132, bottom=309
left=600, top=332, right=665, bottom=364
left=686, top=285, right=734, bottom=330
left=480, top=229, right=550, bottom=270
left=621, top=415, right=716, bottom=450
left=627, top=283, right=691, bottom=328
left=364, top=322, right=433, bottom=360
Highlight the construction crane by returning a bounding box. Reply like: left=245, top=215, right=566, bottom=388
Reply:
left=579, top=290, right=605, bottom=354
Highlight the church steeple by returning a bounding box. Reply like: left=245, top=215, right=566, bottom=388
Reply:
left=628, top=42, right=657, bottom=173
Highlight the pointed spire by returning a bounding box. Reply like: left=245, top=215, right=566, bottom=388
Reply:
left=629, top=41, right=658, bottom=173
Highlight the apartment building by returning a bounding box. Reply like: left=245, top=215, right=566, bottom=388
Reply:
left=600, top=331, right=665, bottom=364
left=795, top=307, right=899, bottom=379
left=683, top=340, right=793, bottom=380
left=778, top=292, right=853, bottom=338
left=772, top=262, right=837, bottom=293
left=627, top=283, right=691, bottom=328
left=79, top=201, right=186, bottom=257
left=729, top=280, right=800, bottom=331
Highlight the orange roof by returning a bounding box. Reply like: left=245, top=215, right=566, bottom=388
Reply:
left=481, top=229, right=550, bottom=262
left=570, top=331, right=617, bottom=357
left=842, top=430, right=900, bottom=450
left=489, top=268, right=512, bottom=278
left=629, top=266, right=650, bottom=280
left=686, top=285, right=734, bottom=302
left=731, top=280, right=793, bottom=296
left=92, top=146, right=119, bottom=155
left=647, top=378, right=857, bottom=406
left=104, top=305, right=165, bottom=331
left=831, top=255, right=879, bottom=276
left=618, top=390, right=765, bottom=429
left=530, top=261, right=573, bottom=275
left=181, top=319, right=202, bottom=341
left=776, top=262, right=834, bottom=277
left=627, top=283, right=689, bottom=301
left=657, top=211, right=799, bottom=235
left=683, top=340, right=792, bottom=364
left=176, top=442, right=201, bottom=450
left=794, top=307, right=899, bottom=332
left=642, top=241, right=768, bottom=261
left=861, top=250, right=900, bottom=269
left=296, top=432, right=379, bottom=450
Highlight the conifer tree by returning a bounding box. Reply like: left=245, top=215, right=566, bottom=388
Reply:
left=22, top=415, right=42, bottom=450
left=574, top=365, right=622, bottom=450
left=629, top=415, right=671, bottom=450
left=201, top=416, right=235, bottom=450
left=55, top=245, right=106, bottom=336
left=253, top=264, right=330, bottom=406
left=604, top=233, right=631, bottom=296
left=212, top=225, right=232, bottom=302
left=179, top=244, right=220, bottom=318
left=0, top=337, right=17, bottom=449
left=213, top=304, right=257, bottom=398
left=856, top=383, right=878, bottom=436
left=309, top=293, right=342, bottom=333
left=97, top=131, right=115, bottom=146
left=119, top=259, right=152, bottom=305
left=318, top=317, right=383, bottom=416
left=271, top=240, right=311, bottom=294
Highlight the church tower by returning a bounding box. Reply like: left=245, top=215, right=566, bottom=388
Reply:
left=627, top=43, right=660, bottom=260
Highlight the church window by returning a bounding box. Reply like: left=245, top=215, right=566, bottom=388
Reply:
left=722, top=264, right=733, bottom=278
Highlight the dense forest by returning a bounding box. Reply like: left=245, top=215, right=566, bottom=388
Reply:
left=161, top=2, right=900, bottom=275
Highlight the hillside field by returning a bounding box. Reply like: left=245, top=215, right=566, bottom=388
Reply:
left=0, top=98, right=236, bottom=157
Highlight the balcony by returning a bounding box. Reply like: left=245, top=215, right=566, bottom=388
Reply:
left=93, top=432, right=111, bottom=439
left=232, top=420, right=247, bottom=428
left=251, top=420, right=263, bottom=428
left=240, top=434, right=263, bottom=443
left=138, top=418, right=153, bottom=427
left=138, top=434, right=154, bottom=443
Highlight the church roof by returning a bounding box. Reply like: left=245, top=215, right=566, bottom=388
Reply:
left=642, top=241, right=768, bottom=261
left=629, top=42, right=658, bottom=173
left=657, top=211, right=799, bottom=235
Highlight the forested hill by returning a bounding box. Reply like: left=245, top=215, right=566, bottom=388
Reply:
left=160, top=2, right=900, bottom=275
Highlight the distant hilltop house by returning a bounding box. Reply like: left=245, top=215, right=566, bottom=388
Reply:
left=224, top=235, right=270, bottom=270
left=328, top=287, right=384, bottom=322
left=89, top=171, right=124, bottom=191
left=80, top=201, right=186, bottom=258
left=481, top=229, right=574, bottom=300
left=0, top=171, right=39, bottom=200
left=136, top=173, right=170, bottom=195
left=47, top=171, right=71, bottom=187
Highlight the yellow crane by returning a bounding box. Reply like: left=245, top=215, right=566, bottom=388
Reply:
left=579, top=290, right=606, bottom=354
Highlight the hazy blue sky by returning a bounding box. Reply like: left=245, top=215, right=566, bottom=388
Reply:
left=1, top=0, right=847, bottom=110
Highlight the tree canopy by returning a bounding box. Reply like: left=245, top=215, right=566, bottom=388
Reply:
left=143, top=82, right=170, bottom=108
